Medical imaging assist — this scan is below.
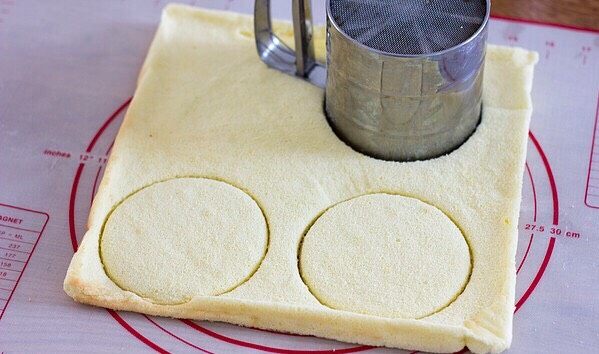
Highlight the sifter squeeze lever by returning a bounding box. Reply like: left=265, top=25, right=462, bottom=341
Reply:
left=254, top=0, right=490, bottom=161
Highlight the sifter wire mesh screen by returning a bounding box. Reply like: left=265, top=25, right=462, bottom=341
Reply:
left=328, top=0, right=487, bottom=55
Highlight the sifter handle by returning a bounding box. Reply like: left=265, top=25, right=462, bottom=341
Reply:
left=254, top=0, right=325, bottom=86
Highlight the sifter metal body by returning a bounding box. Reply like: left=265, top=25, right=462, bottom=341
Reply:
left=254, top=0, right=490, bottom=161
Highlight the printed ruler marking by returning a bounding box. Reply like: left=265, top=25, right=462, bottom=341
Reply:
left=0, top=203, right=48, bottom=321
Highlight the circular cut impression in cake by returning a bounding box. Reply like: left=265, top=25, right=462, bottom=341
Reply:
left=299, top=194, right=471, bottom=319
left=101, top=178, right=268, bottom=304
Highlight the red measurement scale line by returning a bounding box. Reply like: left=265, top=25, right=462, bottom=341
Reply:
left=525, top=163, right=537, bottom=221
left=88, top=138, right=116, bottom=207
left=516, top=163, right=537, bottom=276
left=91, top=165, right=103, bottom=207
left=107, top=310, right=169, bottom=354
left=0, top=247, right=30, bottom=255
left=86, top=98, right=131, bottom=153
left=143, top=315, right=215, bottom=354
left=105, top=140, right=115, bottom=155
left=513, top=132, right=559, bottom=314
left=0, top=237, right=34, bottom=245
left=69, top=164, right=85, bottom=251
left=529, top=132, right=559, bottom=225
left=0, top=257, right=24, bottom=264
left=0, top=224, right=41, bottom=234
left=0, top=288, right=12, bottom=291
left=584, top=93, right=599, bottom=209
left=88, top=136, right=116, bottom=207
left=515, top=237, right=556, bottom=313
left=585, top=93, right=599, bottom=208
left=182, top=320, right=372, bottom=354
left=517, top=234, right=534, bottom=275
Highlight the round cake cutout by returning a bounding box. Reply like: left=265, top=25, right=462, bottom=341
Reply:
left=100, top=178, right=268, bottom=304
left=299, top=194, right=471, bottom=319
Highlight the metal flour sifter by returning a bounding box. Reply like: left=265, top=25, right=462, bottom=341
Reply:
left=254, top=0, right=490, bottom=161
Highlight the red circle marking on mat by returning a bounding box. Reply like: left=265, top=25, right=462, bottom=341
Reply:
left=516, top=233, right=535, bottom=275
left=181, top=320, right=372, bottom=354
left=525, top=163, right=538, bottom=222
left=144, top=315, right=214, bottom=354
left=529, top=132, right=559, bottom=225
left=69, top=99, right=559, bottom=353
left=91, top=165, right=103, bottom=207
left=513, top=132, right=559, bottom=313
left=516, top=163, right=537, bottom=275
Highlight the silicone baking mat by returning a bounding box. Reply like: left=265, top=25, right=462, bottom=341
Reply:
left=0, top=1, right=597, bottom=353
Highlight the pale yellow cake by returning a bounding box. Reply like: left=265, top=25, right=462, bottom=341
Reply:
left=64, top=4, right=538, bottom=353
